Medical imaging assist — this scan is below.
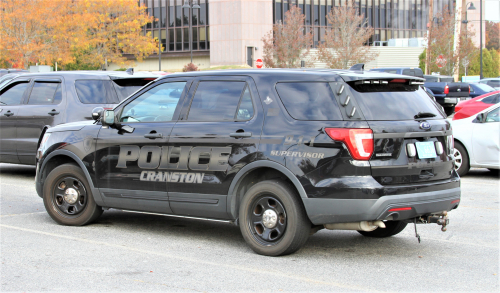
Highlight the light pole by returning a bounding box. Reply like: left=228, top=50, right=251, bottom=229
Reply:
left=182, top=0, right=200, bottom=64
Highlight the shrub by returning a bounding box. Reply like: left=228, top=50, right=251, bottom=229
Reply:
left=182, top=63, right=199, bottom=72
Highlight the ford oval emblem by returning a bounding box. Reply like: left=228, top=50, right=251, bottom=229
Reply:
left=420, top=122, right=431, bottom=130
left=457, top=88, right=461, bottom=92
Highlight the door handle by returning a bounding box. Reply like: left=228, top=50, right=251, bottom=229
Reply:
left=48, top=109, right=60, bottom=116
left=230, top=132, right=252, bottom=138
left=144, top=133, right=163, bottom=139
left=4, top=111, right=14, bottom=117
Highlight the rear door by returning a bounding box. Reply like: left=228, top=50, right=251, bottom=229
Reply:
left=0, top=79, right=31, bottom=164
left=345, top=78, right=454, bottom=185
left=95, top=77, right=191, bottom=214
left=167, top=75, right=263, bottom=219
left=16, top=77, right=66, bottom=165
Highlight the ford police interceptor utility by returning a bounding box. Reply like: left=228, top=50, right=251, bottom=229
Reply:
left=35, top=68, right=460, bottom=256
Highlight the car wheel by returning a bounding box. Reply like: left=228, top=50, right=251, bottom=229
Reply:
left=453, top=142, right=470, bottom=177
left=239, top=180, right=311, bottom=256
left=444, top=106, right=455, bottom=116
left=43, top=164, right=103, bottom=226
left=357, top=221, right=408, bottom=238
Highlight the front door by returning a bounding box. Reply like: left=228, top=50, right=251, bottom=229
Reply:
left=168, top=76, right=264, bottom=219
left=0, top=79, right=31, bottom=164
left=17, top=78, right=66, bottom=165
left=95, top=78, right=191, bottom=214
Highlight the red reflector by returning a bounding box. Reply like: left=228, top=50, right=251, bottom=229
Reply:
left=444, top=85, right=449, bottom=94
left=451, top=199, right=460, bottom=204
left=388, top=207, right=412, bottom=212
left=324, top=128, right=374, bottom=160
left=390, top=79, right=407, bottom=83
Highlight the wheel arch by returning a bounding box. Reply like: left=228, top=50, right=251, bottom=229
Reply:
left=227, top=160, right=308, bottom=220
left=38, top=150, right=104, bottom=206
left=453, top=138, right=471, bottom=161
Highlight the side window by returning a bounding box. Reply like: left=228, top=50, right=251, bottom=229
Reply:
left=0, top=82, right=29, bottom=105
left=236, top=86, right=254, bottom=120
left=276, top=82, right=343, bottom=120
left=28, top=82, right=62, bottom=105
left=75, top=80, right=116, bottom=104
left=486, top=107, right=499, bottom=123
left=469, top=86, right=475, bottom=93
left=488, top=80, right=500, bottom=87
left=187, top=81, right=246, bottom=121
left=120, top=81, right=186, bottom=123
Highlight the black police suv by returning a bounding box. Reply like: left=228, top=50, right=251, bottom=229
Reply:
left=35, top=69, right=461, bottom=256
left=0, top=71, right=158, bottom=165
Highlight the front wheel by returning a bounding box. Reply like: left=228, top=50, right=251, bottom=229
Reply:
left=357, top=221, right=408, bottom=238
left=43, top=164, right=102, bottom=226
left=239, top=180, right=311, bottom=256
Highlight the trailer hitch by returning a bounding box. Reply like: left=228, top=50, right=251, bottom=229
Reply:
left=426, top=211, right=449, bottom=232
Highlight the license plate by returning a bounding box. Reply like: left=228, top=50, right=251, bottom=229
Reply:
left=415, top=141, right=437, bottom=159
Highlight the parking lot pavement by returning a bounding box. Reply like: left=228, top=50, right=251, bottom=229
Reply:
left=1, top=163, right=498, bottom=292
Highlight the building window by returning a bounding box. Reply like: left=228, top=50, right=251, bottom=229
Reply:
left=143, top=0, right=210, bottom=52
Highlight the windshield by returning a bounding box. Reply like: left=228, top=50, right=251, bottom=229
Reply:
left=347, top=83, right=445, bottom=121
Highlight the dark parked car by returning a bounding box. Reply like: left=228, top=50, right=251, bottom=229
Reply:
left=424, top=81, right=470, bottom=115
left=35, top=69, right=459, bottom=256
left=468, top=83, right=496, bottom=99
left=369, top=67, right=424, bottom=78
left=0, top=71, right=157, bottom=165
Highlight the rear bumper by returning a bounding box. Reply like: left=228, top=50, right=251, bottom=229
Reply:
left=302, top=187, right=460, bottom=225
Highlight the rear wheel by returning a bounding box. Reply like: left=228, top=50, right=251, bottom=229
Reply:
left=43, top=164, right=102, bottom=226
left=239, top=180, right=311, bottom=256
left=453, top=142, right=470, bottom=177
left=357, top=221, right=408, bottom=238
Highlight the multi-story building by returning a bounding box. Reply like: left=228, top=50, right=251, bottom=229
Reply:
left=115, top=0, right=461, bottom=71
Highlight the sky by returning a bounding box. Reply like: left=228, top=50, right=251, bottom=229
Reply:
left=485, top=0, right=500, bottom=22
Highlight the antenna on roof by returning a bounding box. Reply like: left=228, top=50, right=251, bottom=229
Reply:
left=349, top=64, right=364, bottom=71
left=126, top=68, right=134, bottom=75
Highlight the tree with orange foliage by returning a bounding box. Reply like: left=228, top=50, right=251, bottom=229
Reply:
left=0, top=0, right=73, bottom=69
left=71, top=0, right=158, bottom=69
left=0, top=0, right=157, bottom=69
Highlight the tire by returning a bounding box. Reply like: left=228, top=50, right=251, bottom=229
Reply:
left=453, top=141, right=470, bottom=177
left=43, top=164, right=103, bottom=226
left=239, top=180, right=311, bottom=256
left=444, top=106, right=455, bottom=116
left=357, top=221, right=408, bottom=238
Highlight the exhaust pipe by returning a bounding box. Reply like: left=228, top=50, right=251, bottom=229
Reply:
left=324, top=220, right=386, bottom=232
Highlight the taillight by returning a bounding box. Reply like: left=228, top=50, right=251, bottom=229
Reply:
left=446, top=135, right=454, bottom=154
left=444, top=85, right=449, bottom=94
left=325, top=128, right=374, bottom=160
left=468, top=86, right=470, bottom=94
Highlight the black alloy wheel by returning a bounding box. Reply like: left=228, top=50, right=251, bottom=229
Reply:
left=248, top=195, right=287, bottom=244
left=52, top=176, right=87, bottom=216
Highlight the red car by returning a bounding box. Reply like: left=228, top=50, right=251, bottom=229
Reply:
left=453, top=90, right=500, bottom=120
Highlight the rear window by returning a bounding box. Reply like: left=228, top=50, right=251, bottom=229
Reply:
left=75, top=80, right=118, bottom=104
left=275, top=82, right=342, bottom=120
left=347, top=82, right=445, bottom=121
left=112, top=78, right=155, bottom=101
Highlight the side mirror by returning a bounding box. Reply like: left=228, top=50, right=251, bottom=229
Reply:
left=91, top=107, right=104, bottom=121
left=102, top=110, right=116, bottom=126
